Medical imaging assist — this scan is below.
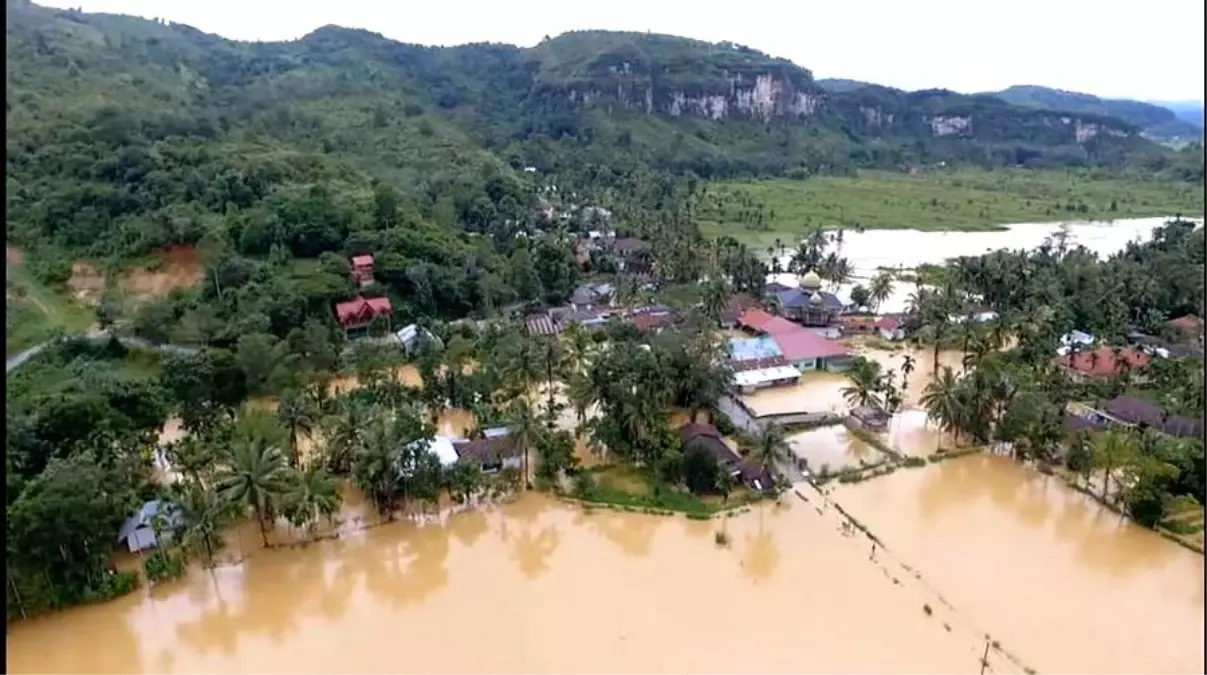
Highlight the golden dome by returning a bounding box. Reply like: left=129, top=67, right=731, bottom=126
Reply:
left=809, top=291, right=824, bottom=306
left=801, top=270, right=822, bottom=290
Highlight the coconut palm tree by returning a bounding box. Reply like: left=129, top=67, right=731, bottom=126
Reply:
left=284, top=465, right=343, bottom=539
left=900, top=354, right=917, bottom=396
left=920, top=367, right=963, bottom=437
left=841, top=357, right=884, bottom=409
left=216, top=439, right=292, bottom=548
left=172, top=482, right=230, bottom=566
left=321, top=397, right=371, bottom=475
left=508, top=397, right=542, bottom=489
left=1092, top=427, right=1135, bottom=503
left=869, top=272, right=895, bottom=312
left=750, top=422, right=788, bottom=479
left=565, top=370, right=596, bottom=436
left=278, top=389, right=319, bottom=466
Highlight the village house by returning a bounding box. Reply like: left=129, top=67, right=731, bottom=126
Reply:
left=948, top=306, right=999, bottom=324
left=1101, top=396, right=1203, bottom=439
left=570, top=282, right=615, bottom=309
left=117, top=500, right=184, bottom=553
left=875, top=314, right=907, bottom=341
left=1057, top=330, right=1096, bottom=356
left=334, top=296, right=393, bottom=338
left=627, top=306, right=681, bottom=333
left=397, top=436, right=461, bottom=478
left=848, top=406, right=891, bottom=432
left=771, top=327, right=853, bottom=372
left=453, top=428, right=521, bottom=473
left=679, top=423, right=776, bottom=492
left=348, top=253, right=375, bottom=288
left=720, top=293, right=761, bottom=329
left=735, top=307, right=852, bottom=372
left=728, top=335, right=800, bottom=393
left=1054, top=344, right=1149, bottom=378
left=395, top=324, right=442, bottom=355
left=1166, top=315, right=1204, bottom=344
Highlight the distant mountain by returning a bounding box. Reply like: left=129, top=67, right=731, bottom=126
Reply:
left=1148, top=101, right=1204, bottom=128
left=816, top=78, right=876, bottom=93
left=984, top=85, right=1202, bottom=144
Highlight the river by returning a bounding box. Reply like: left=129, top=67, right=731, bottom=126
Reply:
left=7, top=217, right=1203, bottom=673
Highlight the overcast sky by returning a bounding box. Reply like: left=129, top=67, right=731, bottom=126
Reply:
left=36, top=0, right=1206, bottom=102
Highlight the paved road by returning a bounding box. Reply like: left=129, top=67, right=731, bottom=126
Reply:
left=6, top=331, right=198, bottom=373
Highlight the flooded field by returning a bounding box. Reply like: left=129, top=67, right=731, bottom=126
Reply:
left=771, top=216, right=1199, bottom=313
left=7, top=493, right=1016, bottom=674
left=786, top=424, right=885, bottom=472
left=836, top=454, right=1205, bottom=674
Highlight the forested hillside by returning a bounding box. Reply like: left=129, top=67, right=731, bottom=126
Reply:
left=4, top=0, right=1202, bottom=326
left=986, top=85, right=1203, bottom=145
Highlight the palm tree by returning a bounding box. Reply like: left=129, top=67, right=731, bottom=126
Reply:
left=216, top=439, right=292, bottom=547
left=1092, top=427, right=1135, bottom=503
left=749, top=422, right=788, bottom=479
left=841, top=357, right=884, bottom=409
left=565, top=371, right=596, bottom=436
left=283, top=465, right=343, bottom=539
left=702, top=275, right=730, bottom=325
left=321, top=397, right=370, bottom=475
left=508, top=397, right=542, bottom=489
left=900, top=354, right=917, bottom=396
left=278, top=389, right=319, bottom=466
left=561, top=323, right=594, bottom=375
left=920, top=367, right=963, bottom=439
left=172, top=482, right=230, bottom=566
left=869, top=272, right=895, bottom=312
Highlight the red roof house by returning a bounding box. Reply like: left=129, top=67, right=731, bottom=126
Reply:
left=349, top=254, right=376, bottom=286
left=771, top=330, right=851, bottom=363
left=763, top=316, right=803, bottom=337
left=1055, top=345, right=1149, bottom=377
left=738, top=308, right=776, bottom=333
left=1167, top=315, right=1204, bottom=337
left=335, top=296, right=392, bottom=330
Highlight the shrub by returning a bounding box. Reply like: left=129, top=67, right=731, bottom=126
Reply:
left=144, top=550, right=186, bottom=583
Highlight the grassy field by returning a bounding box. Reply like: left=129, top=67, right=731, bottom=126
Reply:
left=697, top=169, right=1205, bottom=247
left=5, top=252, right=94, bottom=356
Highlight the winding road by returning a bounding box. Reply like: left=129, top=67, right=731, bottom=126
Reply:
left=5, top=331, right=197, bottom=373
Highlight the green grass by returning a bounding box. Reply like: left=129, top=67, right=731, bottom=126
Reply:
left=697, top=168, right=1205, bottom=247
left=5, top=260, right=94, bottom=357
left=6, top=341, right=164, bottom=405
left=576, top=465, right=761, bottom=518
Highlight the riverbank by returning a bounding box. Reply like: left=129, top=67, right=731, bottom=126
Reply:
left=698, top=169, right=1204, bottom=247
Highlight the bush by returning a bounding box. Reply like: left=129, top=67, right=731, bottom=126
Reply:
left=573, top=471, right=597, bottom=499
left=85, top=569, right=140, bottom=603
left=712, top=410, right=737, bottom=435
left=144, top=550, right=187, bottom=583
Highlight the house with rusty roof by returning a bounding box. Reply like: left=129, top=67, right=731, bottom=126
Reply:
left=453, top=428, right=521, bottom=473
left=335, top=296, right=393, bottom=338
left=720, top=294, right=762, bottom=329
left=679, top=423, right=777, bottom=492
left=349, top=254, right=375, bottom=288
left=1054, top=345, right=1149, bottom=378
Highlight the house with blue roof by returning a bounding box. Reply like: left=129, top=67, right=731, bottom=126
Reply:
left=117, top=500, right=185, bottom=553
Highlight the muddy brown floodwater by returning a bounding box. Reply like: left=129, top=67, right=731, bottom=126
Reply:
left=836, top=454, right=1206, bottom=674
left=7, top=493, right=1017, bottom=674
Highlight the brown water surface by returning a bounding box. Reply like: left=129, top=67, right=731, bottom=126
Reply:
left=835, top=454, right=1205, bottom=674
left=786, top=425, right=884, bottom=472
left=7, top=494, right=1007, bottom=674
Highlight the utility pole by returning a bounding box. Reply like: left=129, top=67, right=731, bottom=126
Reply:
left=979, top=636, right=991, bottom=675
